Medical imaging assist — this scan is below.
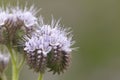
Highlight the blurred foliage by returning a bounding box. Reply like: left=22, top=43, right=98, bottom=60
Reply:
left=0, top=0, right=120, bottom=80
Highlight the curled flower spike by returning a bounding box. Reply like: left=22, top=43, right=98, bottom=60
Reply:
left=23, top=33, right=51, bottom=73
left=23, top=17, right=75, bottom=74
left=11, top=5, right=38, bottom=29
left=2, top=5, right=38, bottom=31
left=0, top=5, right=38, bottom=47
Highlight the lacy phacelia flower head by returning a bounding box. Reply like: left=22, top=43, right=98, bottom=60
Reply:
left=23, top=18, right=75, bottom=74
left=11, top=5, right=38, bottom=29
left=0, top=5, right=38, bottom=28
left=0, top=5, right=38, bottom=47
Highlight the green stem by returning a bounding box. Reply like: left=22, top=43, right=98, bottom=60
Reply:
left=12, top=63, right=19, bottom=80
left=7, top=45, right=16, bottom=67
left=7, top=45, right=19, bottom=80
left=37, top=73, right=43, bottom=80
left=18, top=55, right=25, bottom=71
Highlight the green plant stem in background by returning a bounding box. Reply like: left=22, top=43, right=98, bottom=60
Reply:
left=7, top=45, right=19, bottom=80
left=38, top=73, right=43, bottom=80
left=18, top=55, right=25, bottom=71
left=12, top=63, right=19, bottom=80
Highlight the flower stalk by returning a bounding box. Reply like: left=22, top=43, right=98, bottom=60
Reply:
left=38, top=73, right=43, bottom=80
left=7, top=44, right=19, bottom=80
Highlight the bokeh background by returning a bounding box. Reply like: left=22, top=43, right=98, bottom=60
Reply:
left=1, top=0, right=120, bottom=80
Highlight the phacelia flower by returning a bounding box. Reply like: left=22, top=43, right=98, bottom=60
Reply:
left=11, top=5, right=38, bottom=29
left=2, top=5, right=38, bottom=31
left=23, top=17, right=75, bottom=74
left=0, top=5, right=38, bottom=47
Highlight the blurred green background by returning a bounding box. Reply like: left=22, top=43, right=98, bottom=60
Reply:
left=1, top=0, right=120, bottom=80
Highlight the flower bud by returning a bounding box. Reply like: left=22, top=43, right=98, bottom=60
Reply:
left=47, top=46, right=71, bottom=74
left=25, top=50, right=47, bottom=73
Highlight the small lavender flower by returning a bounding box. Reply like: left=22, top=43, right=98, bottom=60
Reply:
left=23, top=17, right=75, bottom=74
